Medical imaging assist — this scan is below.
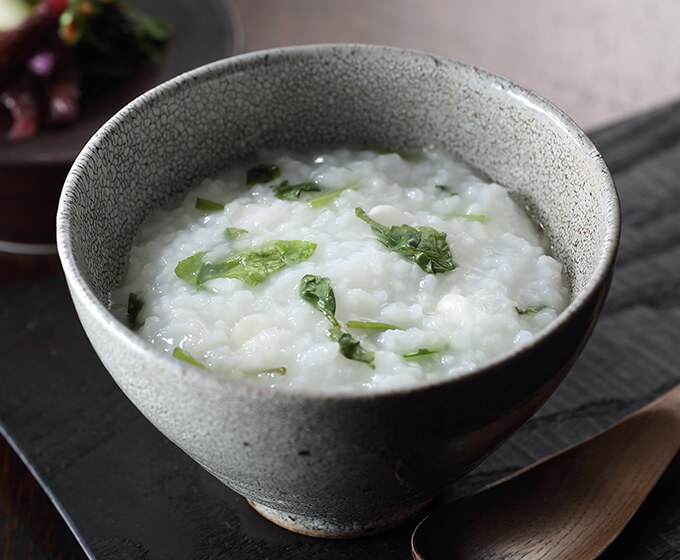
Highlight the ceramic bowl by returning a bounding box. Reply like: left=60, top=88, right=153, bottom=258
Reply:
left=57, top=44, right=620, bottom=538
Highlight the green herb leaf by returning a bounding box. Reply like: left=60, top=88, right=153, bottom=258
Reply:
left=515, top=305, right=548, bottom=315
left=450, top=213, right=488, bottom=223
left=328, top=326, right=375, bottom=369
left=299, top=275, right=375, bottom=368
left=177, top=240, right=316, bottom=287
left=399, top=152, right=425, bottom=163
left=225, top=227, right=248, bottom=239
left=255, top=366, right=287, bottom=376
left=299, top=274, right=338, bottom=326
left=174, top=251, right=207, bottom=287
left=270, top=180, right=321, bottom=201
left=355, top=207, right=456, bottom=274
left=346, top=320, right=401, bottom=331
left=435, top=184, right=458, bottom=196
left=127, top=292, right=145, bottom=331
left=401, top=347, right=444, bottom=360
left=247, top=163, right=280, bottom=186
left=195, top=197, right=224, bottom=212
left=306, top=183, right=359, bottom=208
left=172, top=347, right=207, bottom=369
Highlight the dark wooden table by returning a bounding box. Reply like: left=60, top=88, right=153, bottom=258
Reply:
left=2, top=3, right=680, bottom=559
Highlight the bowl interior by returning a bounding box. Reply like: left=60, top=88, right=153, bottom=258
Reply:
left=58, top=44, right=618, bottom=343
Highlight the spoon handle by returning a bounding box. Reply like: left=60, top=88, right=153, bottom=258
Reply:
left=644, top=381, right=680, bottom=412
left=412, top=383, right=680, bottom=560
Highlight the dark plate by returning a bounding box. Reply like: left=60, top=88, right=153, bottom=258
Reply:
left=0, top=0, right=243, bottom=246
left=1, top=102, right=680, bottom=558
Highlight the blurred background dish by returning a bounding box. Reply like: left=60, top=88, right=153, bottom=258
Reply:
left=0, top=0, right=243, bottom=257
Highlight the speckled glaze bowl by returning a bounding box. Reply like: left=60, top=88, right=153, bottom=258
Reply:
left=57, top=45, right=620, bottom=538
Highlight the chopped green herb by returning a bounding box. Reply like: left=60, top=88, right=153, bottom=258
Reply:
left=270, top=180, right=321, bottom=201
left=174, top=251, right=207, bottom=287
left=299, top=274, right=338, bottom=326
left=355, top=207, right=456, bottom=274
left=515, top=305, right=548, bottom=315
left=172, top=347, right=207, bottom=369
left=399, top=153, right=425, bottom=163
left=328, top=326, right=375, bottom=368
left=195, top=197, right=224, bottom=212
left=401, top=347, right=444, bottom=360
left=127, top=292, right=145, bottom=331
left=247, top=163, right=280, bottom=186
left=306, top=183, right=359, bottom=208
left=225, top=227, right=248, bottom=239
left=346, top=320, right=401, bottom=331
left=299, top=275, right=375, bottom=368
left=177, top=240, right=316, bottom=288
left=199, top=240, right=316, bottom=287
left=450, top=213, right=488, bottom=223
left=435, top=185, right=458, bottom=196
left=256, top=366, right=287, bottom=376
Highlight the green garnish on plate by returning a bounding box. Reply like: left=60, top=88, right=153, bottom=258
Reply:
left=270, top=180, right=321, bottom=201
left=299, top=274, right=375, bottom=368
left=126, top=291, right=145, bottom=331
left=346, top=320, right=401, bottom=331
left=172, top=347, right=206, bottom=369
left=175, top=240, right=316, bottom=287
left=225, top=227, right=247, bottom=239
left=306, top=183, right=359, bottom=208
left=355, top=207, right=456, bottom=274
left=247, top=163, right=280, bottom=186
left=401, top=347, right=445, bottom=360
left=515, top=305, right=548, bottom=315
left=195, top=197, right=224, bottom=212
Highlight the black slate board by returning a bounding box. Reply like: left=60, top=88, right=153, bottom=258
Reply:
left=1, top=102, right=680, bottom=559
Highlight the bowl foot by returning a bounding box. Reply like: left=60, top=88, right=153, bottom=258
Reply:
left=246, top=498, right=430, bottom=538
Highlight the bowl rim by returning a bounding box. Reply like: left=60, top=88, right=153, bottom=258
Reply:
left=56, top=43, right=621, bottom=402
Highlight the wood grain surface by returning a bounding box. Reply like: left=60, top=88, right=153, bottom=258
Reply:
left=0, top=438, right=86, bottom=560
left=0, top=247, right=84, bottom=560
left=411, top=386, right=680, bottom=560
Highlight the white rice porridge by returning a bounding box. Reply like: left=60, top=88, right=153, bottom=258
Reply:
left=111, top=149, right=568, bottom=393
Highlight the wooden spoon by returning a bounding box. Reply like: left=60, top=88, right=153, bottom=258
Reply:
left=411, top=384, right=680, bottom=560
